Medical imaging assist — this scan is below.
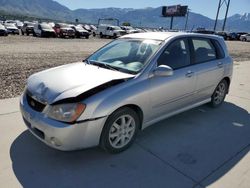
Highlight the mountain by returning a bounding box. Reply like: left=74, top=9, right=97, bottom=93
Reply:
left=0, top=0, right=249, bottom=32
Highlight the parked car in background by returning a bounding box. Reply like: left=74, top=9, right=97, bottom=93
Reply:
left=215, top=31, right=228, bottom=40
left=90, top=24, right=97, bottom=36
left=236, top=32, right=248, bottom=40
left=4, top=20, right=16, bottom=24
left=20, top=32, right=233, bottom=153
left=4, top=23, right=19, bottom=35
left=15, top=20, right=24, bottom=29
left=33, top=23, right=56, bottom=37
left=227, top=32, right=237, bottom=40
left=121, top=26, right=140, bottom=34
left=54, top=23, right=75, bottom=38
left=83, top=24, right=92, bottom=33
left=240, top=33, right=250, bottom=42
left=48, top=22, right=55, bottom=28
left=0, top=24, right=8, bottom=36
left=194, top=29, right=215, bottom=35
left=71, top=25, right=90, bottom=39
left=21, top=22, right=35, bottom=35
left=97, top=24, right=126, bottom=38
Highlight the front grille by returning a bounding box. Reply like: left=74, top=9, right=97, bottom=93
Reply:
left=26, top=93, right=46, bottom=112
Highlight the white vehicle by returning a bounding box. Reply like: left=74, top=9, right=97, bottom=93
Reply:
left=240, top=33, right=250, bottom=42
left=4, top=23, right=19, bottom=35
left=121, top=26, right=140, bottom=34
left=97, top=25, right=126, bottom=38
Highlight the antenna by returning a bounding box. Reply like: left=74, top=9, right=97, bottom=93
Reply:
left=214, top=0, right=231, bottom=31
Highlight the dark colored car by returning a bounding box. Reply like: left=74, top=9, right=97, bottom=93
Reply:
left=71, top=25, right=90, bottom=38
left=194, top=30, right=215, bottom=35
left=33, top=23, right=56, bottom=38
left=215, top=31, right=228, bottom=40
left=0, top=24, right=8, bottom=36
left=227, top=32, right=237, bottom=40
left=54, top=23, right=75, bottom=38
left=21, top=22, right=35, bottom=36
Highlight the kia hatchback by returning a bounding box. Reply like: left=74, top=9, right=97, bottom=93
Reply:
left=20, top=32, right=233, bottom=153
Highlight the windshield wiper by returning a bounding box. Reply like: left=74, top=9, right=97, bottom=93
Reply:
left=89, top=61, right=120, bottom=72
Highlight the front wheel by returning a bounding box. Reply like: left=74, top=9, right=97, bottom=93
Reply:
left=100, top=107, right=139, bottom=153
left=210, top=79, right=228, bottom=107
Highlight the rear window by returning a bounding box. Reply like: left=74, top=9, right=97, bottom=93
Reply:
left=192, top=38, right=217, bottom=64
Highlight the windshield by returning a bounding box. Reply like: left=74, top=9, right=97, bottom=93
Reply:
left=41, top=24, right=52, bottom=29
left=75, top=26, right=84, bottom=31
left=87, top=39, right=162, bottom=74
left=5, top=23, right=16, bottom=27
left=112, top=26, right=122, bottom=30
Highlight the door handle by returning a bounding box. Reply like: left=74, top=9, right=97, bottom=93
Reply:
left=186, top=71, right=194, bottom=78
left=217, top=62, right=223, bottom=68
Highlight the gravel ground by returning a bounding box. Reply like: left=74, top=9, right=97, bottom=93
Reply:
left=0, top=35, right=249, bottom=99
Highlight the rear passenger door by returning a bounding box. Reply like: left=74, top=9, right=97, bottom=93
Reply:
left=190, top=38, right=225, bottom=101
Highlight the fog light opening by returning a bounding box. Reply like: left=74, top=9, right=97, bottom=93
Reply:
left=50, top=137, right=62, bottom=147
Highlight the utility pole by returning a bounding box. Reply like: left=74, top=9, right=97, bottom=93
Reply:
left=214, top=0, right=231, bottom=31
left=222, top=0, right=231, bottom=31
left=184, top=9, right=190, bottom=30
left=170, top=16, right=174, bottom=30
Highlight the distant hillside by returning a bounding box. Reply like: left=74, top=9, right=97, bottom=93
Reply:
left=0, top=0, right=249, bottom=31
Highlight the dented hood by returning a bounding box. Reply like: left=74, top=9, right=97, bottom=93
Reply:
left=27, top=63, right=134, bottom=104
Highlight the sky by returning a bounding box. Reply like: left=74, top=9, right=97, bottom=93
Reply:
left=54, top=0, right=250, bottom=19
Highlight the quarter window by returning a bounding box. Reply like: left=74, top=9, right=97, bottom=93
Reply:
left=192, top=39, right=217, bottom=64
left=158, top=39, right=190, bottom=69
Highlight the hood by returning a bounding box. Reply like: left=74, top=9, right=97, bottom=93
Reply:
left=42, top=29, right=55, bottom=32
left=6, top=26, right=18, bottom=30
left=27, top=63, right=134, bottom=104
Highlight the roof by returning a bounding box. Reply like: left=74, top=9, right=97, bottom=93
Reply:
left=120, top=32, right=185, bottom=41
left=120, top=31, right=222, bottom=41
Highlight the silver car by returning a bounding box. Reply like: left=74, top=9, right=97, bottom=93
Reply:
left=20, top=32, right=233, bottom=153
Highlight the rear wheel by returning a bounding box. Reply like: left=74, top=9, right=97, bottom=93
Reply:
left=210, top=79, right=228, bottom=107
left=100, top=107, right=139, bottom=153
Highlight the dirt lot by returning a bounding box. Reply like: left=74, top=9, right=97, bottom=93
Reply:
left=0, top=35, right=249, bottom=99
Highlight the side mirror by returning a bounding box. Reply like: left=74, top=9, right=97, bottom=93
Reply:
left=153, top=65, right=173, bottom=77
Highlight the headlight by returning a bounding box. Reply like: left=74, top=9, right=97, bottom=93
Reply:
left=46, top=103, right=86, bottom=123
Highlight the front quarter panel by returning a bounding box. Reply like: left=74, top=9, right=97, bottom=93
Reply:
left=78, top=77, right=151, bottom=126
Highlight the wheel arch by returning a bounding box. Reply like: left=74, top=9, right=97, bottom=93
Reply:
left=108, top=104, right=144, bottom=130
left=223, top=77, right=231, bottom=93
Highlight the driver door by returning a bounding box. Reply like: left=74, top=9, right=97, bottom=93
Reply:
left=148, top=38, right=197, bottom=120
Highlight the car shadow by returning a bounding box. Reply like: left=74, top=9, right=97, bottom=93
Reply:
left=10, top=102, right=250, bottom=188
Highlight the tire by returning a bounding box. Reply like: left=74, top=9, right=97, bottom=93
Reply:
left=100, top=32, right=103, bottom=38
left=21, top=30, right=24, bottom=35
left=93, top=32, right=96, bottom=37
left=113, top=33, right=117, bottom=39
left=210, top=79, right=228, bottom=108
left=26, top=31, right=29, bottom=36
left=85, top=35, right=89, bottom=39
left=100, top=107, right=140, bottom=153
left=242, top=38, right=247, bottom=42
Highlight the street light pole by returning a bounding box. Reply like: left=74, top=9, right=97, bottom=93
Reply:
left=184, top=9, right=190, bottom=30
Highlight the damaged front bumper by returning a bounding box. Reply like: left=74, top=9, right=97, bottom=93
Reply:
left=20, top=94, right=107, bottom=151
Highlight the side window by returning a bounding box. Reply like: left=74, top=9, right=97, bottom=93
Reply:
left=192, top=38, right=217, bottom=64
left=158, top=39, right=190, bottom=70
